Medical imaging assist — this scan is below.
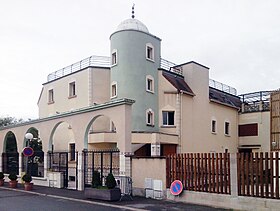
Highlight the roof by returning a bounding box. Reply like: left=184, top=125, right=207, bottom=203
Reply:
left=115, top=18, right=149, bottom=33
left=162, top=71, right=194, bottom=95
left=209, top=87, right=241, bottom=108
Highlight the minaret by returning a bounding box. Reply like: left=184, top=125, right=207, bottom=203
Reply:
left=110, top=6, right=161, bottom=132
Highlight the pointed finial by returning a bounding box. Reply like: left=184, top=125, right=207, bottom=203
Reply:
left=132, top=3, right=135, bottom=19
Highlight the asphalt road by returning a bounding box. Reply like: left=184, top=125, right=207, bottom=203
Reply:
left=0, top=188, right=232, bottom=211
left=0, top=189, right=134, bottom=211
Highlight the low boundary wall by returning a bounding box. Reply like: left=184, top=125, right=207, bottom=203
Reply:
left=166, top=189, right=280, bottom=211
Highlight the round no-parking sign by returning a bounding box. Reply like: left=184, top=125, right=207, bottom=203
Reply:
left=170, top=180, right=183, bottom=196
left=22, top=147, right=34, bottom=157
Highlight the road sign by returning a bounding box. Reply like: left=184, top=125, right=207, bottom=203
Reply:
left=170, top=180, right=183, bottom=196
left=23, top=147, right=34, bottom=157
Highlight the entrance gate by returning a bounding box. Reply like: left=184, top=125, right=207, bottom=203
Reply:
left=48, top=151, right=78, bottom=189
left=84, top=149, right=120, bottom=187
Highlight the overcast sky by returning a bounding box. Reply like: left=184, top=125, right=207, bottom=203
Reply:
left=0, top=0, right=280, bottom=119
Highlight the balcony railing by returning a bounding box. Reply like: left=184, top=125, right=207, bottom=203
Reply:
left=47, top=55, right=110, bottom=82
left=160, top=58, right=182, bottom=75
left=209, top=79, right=237, bottom=95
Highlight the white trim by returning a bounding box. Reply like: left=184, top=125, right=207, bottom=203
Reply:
left=146, top=108, right=154, bottom=126
left=68, top=81, right=76, bottom=97
left=146, top=43, right=154, bottom=62
left=162, top=110, right=175, bottom=126
left=146, top=75, right=154, bottom=93
left=48, top=89, right=54, bottom=103
left=224, top=121, right=230, bottom=136
left=111, top=81, right=117, bottom=99
left=111, top=49, right=118, bottom=67
left=211, top=118, right=217, bottom=134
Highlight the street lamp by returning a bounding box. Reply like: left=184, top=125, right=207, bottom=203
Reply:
left=24, top=133, right=34, bottom=174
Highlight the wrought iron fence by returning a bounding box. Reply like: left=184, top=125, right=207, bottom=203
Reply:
left=83, top=149, right=120, bottom=187
left=2, top=152, right=19, bottom=174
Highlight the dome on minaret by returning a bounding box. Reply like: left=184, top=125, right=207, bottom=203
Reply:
left=115, top=18, right=149, bottom=33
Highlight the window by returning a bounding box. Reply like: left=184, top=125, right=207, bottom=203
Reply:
left=238, top=123, right=258, bottom=137
left=48, top=89, right=54, bottom=103
left=146, top=75, right=154, bottom=93
left=146, top=43, right=154, bottom=61
left=163, top=111, right=175, bottom=126
left=69, top=82, right=76, bottom=98
left=225, top=122, right=230, bottom=136
left=111, top=49, right=117, bottom=66
left=211, top=120, right=217, bottom=133
left=69, top=143, right=75, bottom=161
left=146, top=109, right=154, bottom=126
left=111, top=82, right=117, bottom=98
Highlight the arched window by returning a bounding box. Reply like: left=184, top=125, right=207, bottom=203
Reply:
left=146, top=75, right=154, bottom=93
left=146, top=108, right=154, bottom=126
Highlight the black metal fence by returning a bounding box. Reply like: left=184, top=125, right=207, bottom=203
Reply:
left=48, top=151, right=78, bottom=189
left=83, top=149, right=120, bottom=187
left=22, top=151, right=44, bottom=177
left=2, top=152, right=19, bottom=174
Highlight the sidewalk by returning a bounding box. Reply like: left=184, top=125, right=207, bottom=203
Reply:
left=0, top=182, right=233, bottom=211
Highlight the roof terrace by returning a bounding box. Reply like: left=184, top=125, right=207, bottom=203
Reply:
left=46, top=55, right=237, bottom=96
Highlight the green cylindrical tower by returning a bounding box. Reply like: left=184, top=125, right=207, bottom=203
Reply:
left=110, top=17, right=161, bottom=132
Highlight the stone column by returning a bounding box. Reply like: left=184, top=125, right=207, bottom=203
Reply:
left=77, top=152, right=84, bottom=191
left=230, top=153, right=238, bottom=196
left=19, top=154, right=23, bottom=176
left=44, top=153, right=48, bottom=178
left=117, top=104, right=132, bottom=176
left=0, top=155, right=2, bottom=172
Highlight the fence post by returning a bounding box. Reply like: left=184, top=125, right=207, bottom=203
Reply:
left=44, top=153, right=48, bottom=178
left=77, top=152, right=84, bottom=191
left=0, top=154, right=2, bottom=172
left=230, top=153, right=238, bottom=196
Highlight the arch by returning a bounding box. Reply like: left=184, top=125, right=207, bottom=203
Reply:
left=84, top=114, right=117, bottom=150
left=23, top=127, right=44, bottom=177
left=2, top=131, right=18, bottom=174
left=49, top=121, right=75, bottom=152
left=3, top=131, right=18, bottom=153
left=84, top=115, right=103, bottom=150
left=48, top=121, right=64, bottom=151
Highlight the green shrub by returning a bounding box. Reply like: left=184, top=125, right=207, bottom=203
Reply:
left=92, top=171, right=101, bottom=188
left=22, top=174, right=32, bottom=183
left=105, top=173, right=117, bottom=189
left=8, top=172, right=17, bottom=181
left=0, top=172, right=4, bottom=180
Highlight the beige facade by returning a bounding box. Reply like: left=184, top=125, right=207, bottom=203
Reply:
left=238, top=111, right=271, bottom=152
left=38, top=67, right=110, bottom=118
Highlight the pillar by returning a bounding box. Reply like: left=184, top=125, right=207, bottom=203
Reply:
left=230, top=153, right=238, bottom=196
left=44, top=153, right=48, bottom=178
left=0, top=155, right=2, bottom=172
left=77, top=152, right=84, bottom=191
left=117, top=104, right=132, bottom=176
left=19, top=154, right=23, bottom=176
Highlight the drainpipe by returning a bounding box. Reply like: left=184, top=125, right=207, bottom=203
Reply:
left=176, top=91, right=183, bottom=153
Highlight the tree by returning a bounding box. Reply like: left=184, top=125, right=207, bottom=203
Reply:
left=0, top=117, right=24, bottom=127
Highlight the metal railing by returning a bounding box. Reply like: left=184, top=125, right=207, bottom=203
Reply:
left=160, top=58, right=182, bottom=75
left=47, top=55, right=110, bottom=82
left=209, top=79, right=237, bottom=95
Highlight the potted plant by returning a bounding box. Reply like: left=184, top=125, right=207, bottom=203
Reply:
left=84, top=171, right=121, bottom=201
left=8, top=172, right=18, bottom=188
left=105, top=173, right=117, bottom=189
left=0, top=172, right=4, bottom=186
left=22, top=174, right=33, bottom=191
